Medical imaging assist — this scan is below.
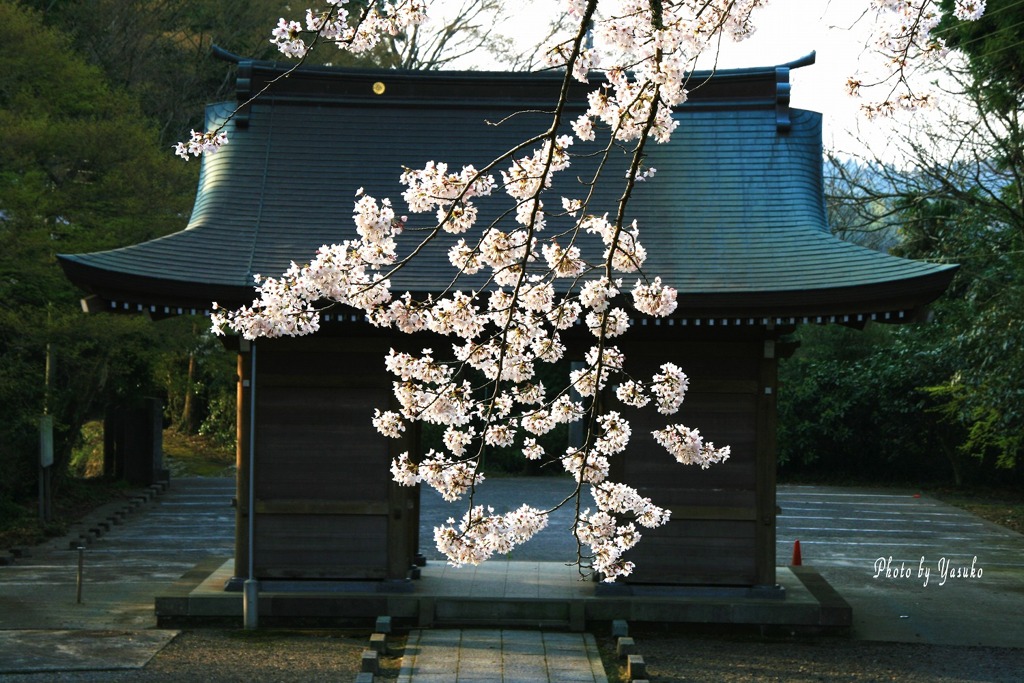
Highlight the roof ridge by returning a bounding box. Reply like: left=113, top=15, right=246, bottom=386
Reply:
left=224, top=50, right=816, bottom=115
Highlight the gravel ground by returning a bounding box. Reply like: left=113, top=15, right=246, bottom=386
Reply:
left=600, top=629, right=1024, bottom=683
left=0, top=630, right=404, bottom=682
left=2, top=628, right=1022, bottom=682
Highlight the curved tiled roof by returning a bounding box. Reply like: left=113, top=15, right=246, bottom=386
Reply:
left=59, top=57, right=955, bottom=323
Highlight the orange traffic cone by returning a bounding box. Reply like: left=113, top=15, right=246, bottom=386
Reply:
left=791, top=539, right=802, bottom=566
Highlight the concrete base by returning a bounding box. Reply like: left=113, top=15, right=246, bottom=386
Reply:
left=224, top=576, right=415, bottom=594
left=156, top=558, right=851, bottom=631
left=595, top=581, right=786, bottom=600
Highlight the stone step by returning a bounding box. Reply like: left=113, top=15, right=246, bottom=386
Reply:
left=426, top=597, right=584, bottom=631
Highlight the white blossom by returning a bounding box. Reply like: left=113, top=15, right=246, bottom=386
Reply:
left=390, top=451, right=419, bottom=487
left=652, top=424, right=732, bottom=469
left=580, top=276, right=620, bottom=313
left=522, top=438, right=545, bottom=460
left=443, top=426, right=476, bottom=457
left=953, top=0, right=986, bottom=21
left=551, top=394, right=585, bottom=424
left=174, top=129, right=228, bottom=160
left=651, top=362, right=689, bottom=415
left=562, top=447, right=610, bottom=484
left=594, top=411, right=631, bottom=455
left=615, top=380, right=650, bottom=408
left=522, top=409, right=557, bottom=436
left=208, top=0, right=986, bottom=579
left=372, top=409, right=405, bottom=438
left=418, top=450, right=483, bottom=502
left=632, top=277, right=678, bottom=317
left=586, top=307, right=630, bottom=338
left=434, top=503, right=548, bottom=567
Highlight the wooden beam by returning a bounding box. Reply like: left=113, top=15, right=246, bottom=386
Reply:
left=668, top=506, right=757, bottom=521
left=255, top=499, right=390, bottom=515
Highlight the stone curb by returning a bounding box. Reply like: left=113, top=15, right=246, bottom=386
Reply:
left=354, top=616, right=392, bottom=682
left=55, top=481, right=171, bottom=553
left=613, top=620, right=652, bottom=683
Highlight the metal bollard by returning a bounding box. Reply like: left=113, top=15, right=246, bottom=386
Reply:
left=243, top=578, right=259, bottom=629
left=76, top=546, right=84, bottom=604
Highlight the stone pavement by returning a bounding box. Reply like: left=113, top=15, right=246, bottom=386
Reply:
left=2, top=477, right=1022, bottom=677
left=0, top=477, right=234, bottom=674
left=774, top=486, right=1024, bottom=648
left=396, top=629, right=607, bottom=683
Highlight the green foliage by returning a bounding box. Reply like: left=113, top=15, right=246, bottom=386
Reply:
left=162, top=428, right=236, bottom=477
left=18, top=0, right=291, bottom=144
left=785, top=197, right=1024, bottom=482
left=890, top=189, right=1024, bottom=471
left=0, top=0, right=410, bottom=510
left=0, top=3, right=194, bottom=243
left=790, top=1, right=1024, bottom=482
left=0, top=1, right=195, bottom=505
left=0, top=304, right=167, bottom=500
left=939, top=0, right=1024, bottom=118
left=154, top=316, right=237, bottom=443
left=69, top=421, right=105, bottom=478
left=778, top=323, right=967, bottom=483
left=199, top=391, right=238, bottom=447
left=19, top=0, right=406, bottom=146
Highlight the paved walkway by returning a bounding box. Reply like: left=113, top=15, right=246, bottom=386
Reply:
left=0, top=477, right=234, bottom=674
left=774, top=486, right=1024, bottom=647
left=2, top=477, right=1022, bottom=677
left=397, top=629, right=607, bottom=683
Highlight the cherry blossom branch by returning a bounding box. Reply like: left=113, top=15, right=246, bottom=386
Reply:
left=176, top=1, right=429, bottom=159
left=847, top=0, right=987, bottom=117
left=205, top=0, right=986, bottom=581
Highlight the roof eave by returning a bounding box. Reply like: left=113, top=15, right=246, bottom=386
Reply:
left=58, top=254, right=251, bottom=316
left=60, top=252, right=957, bottom=326
left=673, top=264, right=958, bottom=318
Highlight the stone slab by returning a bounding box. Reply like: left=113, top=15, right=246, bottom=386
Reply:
left=397, top=629, right=607, bottom=683
left=0, top=629, right=178, bottom=673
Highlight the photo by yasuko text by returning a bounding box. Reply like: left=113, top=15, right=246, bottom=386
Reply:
left=873, top=555, right=983, bottom=587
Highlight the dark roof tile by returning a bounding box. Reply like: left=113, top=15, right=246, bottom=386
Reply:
left=59, top=60, right=955, bottom=320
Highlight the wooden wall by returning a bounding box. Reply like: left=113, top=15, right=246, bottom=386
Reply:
left=230, top=323, right=783, bottom=588
left=241, top=334, right=417, bottom=581
left=613, top=326, right=780, bottom=587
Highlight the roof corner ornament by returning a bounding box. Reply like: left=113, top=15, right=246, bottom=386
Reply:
left=781, top=51, right=816, bottom=71
left=773, top=51, right=814, bottom=134
left=210, top=45, right=253, bottom=128
left=775, top=67, right=791, bottom=133
left=211, top=44, right=243, bottom=64
left=234, top=60, right=253, bottom=129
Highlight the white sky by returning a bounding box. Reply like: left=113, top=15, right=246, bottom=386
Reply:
left=689, top=0, right=905, bottom=153
left=446, top=0, right=943, bottom=155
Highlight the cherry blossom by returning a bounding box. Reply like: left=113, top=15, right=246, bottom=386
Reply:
left=851, top=0, right=987, bottom=116
left=652, top=424, right=732, bottom=469
left=953, top=0, right=986, bottom=21
left=372, top=409, right=405, bottom=438
left=434, top=504, right=549, bottom=567
left=174, top=129, right=228, bottom=160
left=206, top=0, right=988, bottom=580
left=632, top=276, right=679, bottom=317
left=269, top=0, right=428, bottom=60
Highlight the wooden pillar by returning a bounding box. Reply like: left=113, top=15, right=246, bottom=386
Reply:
left=232, top=346, right=252, bottom=585
left=387, top=412, right=418, bottom=579
left=404, top=423, right=423, bottom=566
left=755, top=332, right=780, bottom=586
